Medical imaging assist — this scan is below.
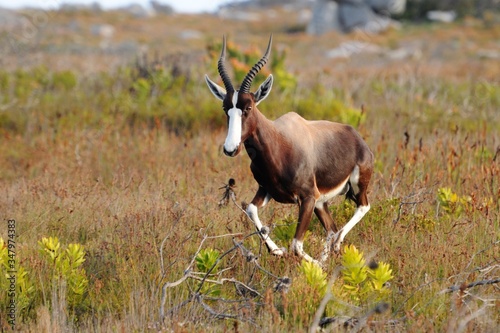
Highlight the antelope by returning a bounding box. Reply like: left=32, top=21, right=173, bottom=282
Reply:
left=205, top=36, right=374, bottom=264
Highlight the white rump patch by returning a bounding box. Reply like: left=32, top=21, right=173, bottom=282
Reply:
left=224, top=93, right=242, bottom=153
left=315, top=176, right=350, bottom=209
left=349, top=165, right=360, bottom=195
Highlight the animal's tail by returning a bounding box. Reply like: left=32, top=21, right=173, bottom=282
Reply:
left=345, top=182, right=357, bottom=204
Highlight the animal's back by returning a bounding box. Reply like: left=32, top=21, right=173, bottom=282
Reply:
left=273, top=112, right=362, bottom=150
left=273, top=112, right=372, bottom=191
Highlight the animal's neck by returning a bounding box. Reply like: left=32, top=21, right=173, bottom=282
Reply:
left=244, top=110, right=289, bottom=169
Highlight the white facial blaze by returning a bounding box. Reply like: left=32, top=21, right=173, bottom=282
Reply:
left=224, top=93, right=242, bottom=153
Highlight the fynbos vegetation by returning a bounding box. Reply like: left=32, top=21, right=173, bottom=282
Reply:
left=0, top=7, right=499, bottom=332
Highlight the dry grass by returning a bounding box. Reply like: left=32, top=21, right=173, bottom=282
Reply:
left=3, top=116, right=498, bottom=332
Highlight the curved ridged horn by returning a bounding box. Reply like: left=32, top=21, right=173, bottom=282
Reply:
left=239, top=35, right=272, bottom=94
left=218, top=35, right=234, bottom=94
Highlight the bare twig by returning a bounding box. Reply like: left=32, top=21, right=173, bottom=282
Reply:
left=159, top=241, right=200, bottom=320
left=309, top=267, right=341, bottom=333
left=231, top=238, right=282, bottom=279
left=392, top=186, right=433, bottom=224
left=194, top=235, right=258, bottom=295
left=161, top=232, right=243, bottom=320
left=158, top=179, right=295, bottom=326
left=392, top=198, right=426, bottom=224
left=164, top=297, right=193, bottom=317
left=394, top=241, right=499, bottom=318
left=218, top=178, right=237, bottom=207
left=464, top=240, right=499, bottom=272
left=442, top=278, right=500, bottom=294
left=455, top=304, right=489, bottom=333
left=351, top=302, right=390, bottom=333
left=197, top=295, right=239, bottom=320
left=159, top=207, right=185, bottom=276
left=159, top=227, right=286, bottom=325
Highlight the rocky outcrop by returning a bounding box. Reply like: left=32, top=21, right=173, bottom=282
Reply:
left=307, top=0, right=406, bottom=34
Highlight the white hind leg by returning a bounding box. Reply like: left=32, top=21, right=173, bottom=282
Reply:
left=332, top=204, right=370, bottom=252
left=333, top=161, right=372, bottom=252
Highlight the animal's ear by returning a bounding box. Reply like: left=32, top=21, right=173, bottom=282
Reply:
left=254, top=74, right=273, bottom=105
left=205, top=74, right=226, bottom=101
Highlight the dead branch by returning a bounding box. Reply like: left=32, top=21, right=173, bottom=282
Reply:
left=197, top=295, right=239, bottom=320
left=455, top=304, right=489, bottom=333
left=159, top=231, right=242, bottom=321
left=309, top=267, right=341, bottom=333
left=218, top=178, right=236, bottom=207
left=392, top=186, right=434, bottom=224
left=443, top=278, right=500, bottom=293
left=159, top=207, right=185, bottom=276
left=158, top=223, right=288, bottom=326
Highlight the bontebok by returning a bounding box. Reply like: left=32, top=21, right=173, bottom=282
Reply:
left=205, top=36, right=374, bottom=264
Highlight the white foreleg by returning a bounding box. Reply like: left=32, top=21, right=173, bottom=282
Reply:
left=291, top=239, right=322, bottom=267
left=246, top=203, right=284, bottom=256
left=333, top=204, right=370, bottom=252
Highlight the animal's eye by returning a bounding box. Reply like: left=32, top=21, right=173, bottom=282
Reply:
left=246, top=106, right=252, bottom=111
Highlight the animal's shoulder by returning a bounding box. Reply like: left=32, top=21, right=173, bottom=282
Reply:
left=273, top=112, right=308, bottom=130
left=273, top=112, right=349, bottom=133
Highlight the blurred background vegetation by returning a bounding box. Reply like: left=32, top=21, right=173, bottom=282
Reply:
left=402, top=0, right=499, bottom=19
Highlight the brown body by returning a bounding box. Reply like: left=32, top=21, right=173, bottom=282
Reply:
left=247, top=112, right=372, bottom=206
left=206, top=36, right=374, bottom=263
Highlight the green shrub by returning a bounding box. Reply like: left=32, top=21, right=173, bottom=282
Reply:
left=298, top=260, right=327, bottom=295
left=0, top=70, right=9, bottom=92
left=273, top=215, right=304, bottom=245
left=131, top=77, right=151, bottom=102
left=437, top=187, right=471, bottom=218
left=340, top=244, right=393, bottom=305
left=0, top=237, right=36, bottom=322
left=13, top=69, right=36, bottom=100
left=288, top=260, right=328, bottom=326
left=195, top=248, right=220, bottom=273
left=195, top=248, right=221, bottom=297
left=52, top=70, right=77, bottom=91
left=293, top=89, right=364, bottom=127
left=38, top=237, right=89, bottom=319
left=288, top=245, right=394, bottom=324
